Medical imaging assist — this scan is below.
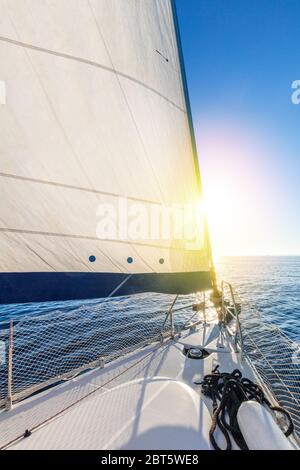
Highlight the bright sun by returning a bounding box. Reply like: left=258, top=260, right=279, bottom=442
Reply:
left=196, top=120, right=274, bottom=257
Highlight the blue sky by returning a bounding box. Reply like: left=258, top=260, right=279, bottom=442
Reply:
left=176, top=0, right=300, bottom=255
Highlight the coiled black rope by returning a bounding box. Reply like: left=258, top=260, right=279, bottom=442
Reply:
left=202, top=366, right=294, bottom=450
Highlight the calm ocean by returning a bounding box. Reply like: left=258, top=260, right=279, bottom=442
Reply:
left=217, top=256, right=300, bottom=342
left=0, top=256, right=299, bottom=341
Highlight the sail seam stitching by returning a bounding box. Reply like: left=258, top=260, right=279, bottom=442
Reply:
left=0, top=228, right=189, bottom=251
left=0, top=35, right=186, bottom=113
left=87, top=0, right=167, bottom=254
left=0, top=172, right=164, bottom=206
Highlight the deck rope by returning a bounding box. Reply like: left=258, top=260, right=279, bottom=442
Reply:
left=202, top=366, right=294, bottom=450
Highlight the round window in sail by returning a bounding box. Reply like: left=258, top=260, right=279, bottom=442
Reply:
left=89, top=255, right=96, bottom=263
left=127, top=257, right=134, bottom=264
left=159, top=258, right=165, bottom=265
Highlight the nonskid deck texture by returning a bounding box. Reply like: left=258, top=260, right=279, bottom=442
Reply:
left=0, top=319, right=264, bottom=450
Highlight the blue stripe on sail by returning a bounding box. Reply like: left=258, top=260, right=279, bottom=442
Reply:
left=0, top=272, right=212, bottom=305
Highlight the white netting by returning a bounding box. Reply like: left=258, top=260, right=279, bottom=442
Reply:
left=0, top=294, right=200, bottom=407
left=230, top=289, right=300, bottom=440
left=0, top=293, right=208, bottom=449
left=0, top=342, right=171, bottom=449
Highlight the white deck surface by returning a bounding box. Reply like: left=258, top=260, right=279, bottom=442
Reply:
left=0, top=320, right=257, bottom=450
left=178, top=323, right=236, bottom=352
left=10, top=379, right=213, bottom=450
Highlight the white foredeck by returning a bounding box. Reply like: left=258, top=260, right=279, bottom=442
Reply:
left=0, top=320, right=281, bottom=450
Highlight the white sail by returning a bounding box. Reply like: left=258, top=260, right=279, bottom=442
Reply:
left=0, top=0, right=212, bottom=303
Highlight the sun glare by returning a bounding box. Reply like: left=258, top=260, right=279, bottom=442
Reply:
left=203, top=180, right=240, bottom=258
left=197, top=120, right=274, bottom=257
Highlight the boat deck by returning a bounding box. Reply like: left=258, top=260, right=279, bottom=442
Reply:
left=0, top=320, right=259, bottom=450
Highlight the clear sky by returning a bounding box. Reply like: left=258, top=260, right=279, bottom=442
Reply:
left=176, top=0, right=300, bottom=257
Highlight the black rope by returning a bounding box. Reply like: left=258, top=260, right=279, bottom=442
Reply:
left=202, top=367, right=294, bottom=450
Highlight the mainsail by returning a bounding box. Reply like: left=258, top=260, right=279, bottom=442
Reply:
left=0, top=0, right=212, bottom=303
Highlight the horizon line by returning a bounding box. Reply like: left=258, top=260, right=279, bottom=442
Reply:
left=215, top=253, right=300, bottom=258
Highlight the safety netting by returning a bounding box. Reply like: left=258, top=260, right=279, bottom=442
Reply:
left=234, top=291, right=300, bottom=440
left=0, top=293, right=201, bottom=408
left=0, top=292, right=208, bottom=449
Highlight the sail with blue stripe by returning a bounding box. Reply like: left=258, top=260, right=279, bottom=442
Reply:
left=0, top=0, right=212, bottom=304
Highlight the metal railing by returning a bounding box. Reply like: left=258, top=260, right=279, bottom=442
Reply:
left=159, top=292, right=209, bottom=342
left=221, top=280, right=244, bottom=356
left=160, top=295, right=178, bottom=341
left=0, top=296, right=203, bottom=410
left=0, top=285, right=245, bottom=411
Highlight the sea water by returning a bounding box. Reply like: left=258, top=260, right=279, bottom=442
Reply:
left=1, top=256, right=299, bottom=337
left=0, top=256, right=299, bottom=393
left=217, top=256, right=300, bottom=342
